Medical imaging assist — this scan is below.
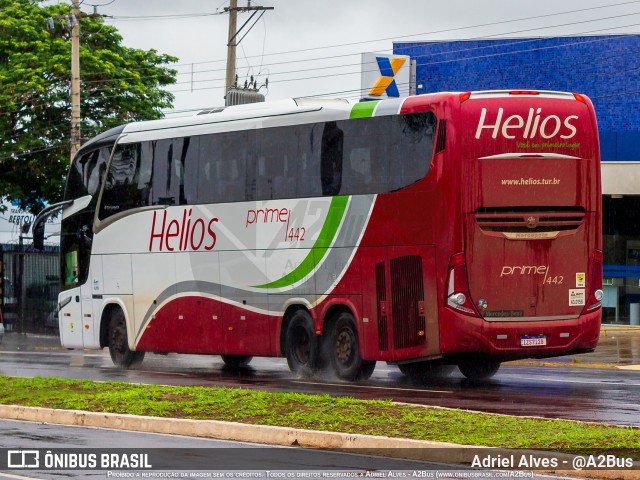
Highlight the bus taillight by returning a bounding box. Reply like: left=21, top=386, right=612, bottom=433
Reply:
left=446, top=252, right=480, bottom=317
left=585, top=250, right=604, bottom=312
left=573, top=93, right=587, bottom=104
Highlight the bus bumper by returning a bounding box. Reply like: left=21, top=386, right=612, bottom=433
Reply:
left=439, top=308, right=602, bottom=361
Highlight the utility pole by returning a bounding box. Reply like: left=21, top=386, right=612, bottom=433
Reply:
left=225, top=0, right=238, bottom=97
left=70, top=0, right=81, bottom=161
left=223, top=1, right=273, bottom=105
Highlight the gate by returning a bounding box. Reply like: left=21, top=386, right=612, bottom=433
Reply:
left=1, top=245, right=60, bottom=334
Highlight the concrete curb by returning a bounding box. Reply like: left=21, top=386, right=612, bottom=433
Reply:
left=0, top=405, right=637, bottom=479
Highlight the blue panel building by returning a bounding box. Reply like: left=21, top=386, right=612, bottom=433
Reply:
left=394, top=35, right=640, bottom=324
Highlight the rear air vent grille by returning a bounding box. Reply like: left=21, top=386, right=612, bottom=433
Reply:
left=391, top=255, right=426, bottom=350
left=475, top=207, right=585, bottom=236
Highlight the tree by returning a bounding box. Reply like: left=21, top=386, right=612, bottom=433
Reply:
left=0, top=0, right=178, bottom=213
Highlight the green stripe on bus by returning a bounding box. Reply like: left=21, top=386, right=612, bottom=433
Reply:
left=350, top=101, right=379, bottom=119
left=252, top=196, right=349, bottom=289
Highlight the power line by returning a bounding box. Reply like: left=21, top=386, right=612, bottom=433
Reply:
left=0, top=141, right=71, bottom=163
left=1, top=38, right=636, bottom=121
left=74, top=1, right=640, bottom=76
left=101, top=0, right=640, bottom=61
left=22, top=5, right=627, bottom=113
left=70, top=31, right=640, bottom=96
left=4, top=4, right=640, bottom=124
left=161, top=29, right=640, bottom=93
left=2, top=28, right=639, bottom=120
left=107, top=11, right=225, bottom=21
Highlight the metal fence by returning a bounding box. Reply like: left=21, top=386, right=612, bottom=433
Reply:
left=1, top=245, right=60, bottom=334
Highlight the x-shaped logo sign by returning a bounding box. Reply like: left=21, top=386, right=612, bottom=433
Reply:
left=369, top=57, right=406, bottom=97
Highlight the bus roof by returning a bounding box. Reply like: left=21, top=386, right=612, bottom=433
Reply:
left=87, top=91, right=589, bottom=146
left=75, top=124, right=126, bottom=157
left=123, top=98, right=354, bottom=134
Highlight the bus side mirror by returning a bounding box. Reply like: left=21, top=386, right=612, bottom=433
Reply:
left=31, top=198, right=75, bottom=251
left=33, top=223, right=45, bottom=251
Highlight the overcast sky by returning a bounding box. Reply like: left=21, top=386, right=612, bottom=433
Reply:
left=48, top=0, right=640, bottom=114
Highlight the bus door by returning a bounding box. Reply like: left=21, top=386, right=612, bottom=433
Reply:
left=59, top=244, right=86, bottom=348
left=361, top=246, right=439, bottom=361
left=61, top=198, right=103, bottom=348
left=81, top=262, right=99, bottom=347
left=460, top=91, right=600, bottom=326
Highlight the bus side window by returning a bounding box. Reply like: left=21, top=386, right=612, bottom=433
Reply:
left=297, top=124, right=322, bottom=198
left=388, top=113, right=436, bottom=192
left=340, top=117, right=379, bottom=195
left=174, top=136, right=199, bottom=206
left=198, top=135, right=218, bottom=204
left=344, top=147, right=373, bottom=194
left=197, top=131, right=248, bottom=205
left=151, top=139, right=178, bottom=206
left=98, top=143, right=145, bottom=219
left=139, top=141, right=154, bottom=207
left=320, top=121, right=344, bottom=196
left=222, top=130, right=248, bottom=203
left=66, top=147, right=107, bottom=200
left=256, top=127, right=297, bottom=200
left=242, top=131, right=258, bottom=202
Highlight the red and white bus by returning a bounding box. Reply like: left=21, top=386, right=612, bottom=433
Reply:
left=34, top=90, right=602, bottom=381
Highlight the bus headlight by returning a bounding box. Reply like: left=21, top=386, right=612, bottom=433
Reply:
left=594, top=289, right=603, bottom=302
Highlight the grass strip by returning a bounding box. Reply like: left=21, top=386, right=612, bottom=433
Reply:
left=0, top=375, right=637, bottom=456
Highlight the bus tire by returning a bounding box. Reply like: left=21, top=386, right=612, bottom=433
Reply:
left=458, top=358, right=500, bottom=380
left=221, top=355, right=253, bottom=368
left=398, top=362, right=455, bottom=380
left=328, top=312, right=375, bottom=381
left=285, top=310, right=319, bottom=375
left=108, top=308, right=145, bottom=369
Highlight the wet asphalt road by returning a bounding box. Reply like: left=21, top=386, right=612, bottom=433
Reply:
left=0, top=418, right=590, bottom=480
left=1, top=331, right=639, bottom=426
left=0, top=418, right=453, bottom=480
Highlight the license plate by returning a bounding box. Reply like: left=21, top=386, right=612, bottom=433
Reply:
left=521, top=335, right=546, bottom=347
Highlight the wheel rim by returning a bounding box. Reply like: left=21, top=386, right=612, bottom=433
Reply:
left=293, top=326, right=310, bottom=364
left=335, top=328, right=354, bottom=366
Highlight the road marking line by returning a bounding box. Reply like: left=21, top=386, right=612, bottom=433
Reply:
left=616, top=364, right=640, bottom=370
left=501, top=375, right=640, bottom=387
left=0, top=473, right=42, bottom=480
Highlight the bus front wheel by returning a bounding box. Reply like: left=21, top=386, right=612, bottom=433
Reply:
left=285, top=310, right=319, bottom=376
left=108, top=308, right=145, bottom=369
left=328, top=312, right=375, bottom=381
left=458, top=357, right=500, bottom=380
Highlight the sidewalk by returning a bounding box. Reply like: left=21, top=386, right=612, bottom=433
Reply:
left=508, top=325, right=640, bottom=369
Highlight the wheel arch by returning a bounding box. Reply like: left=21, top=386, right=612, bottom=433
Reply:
left=321, top=303, right=354, bottom=338
left=99, top=299, right=133, bottom=349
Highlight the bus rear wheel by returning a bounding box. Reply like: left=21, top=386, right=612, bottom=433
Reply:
left=458, top=357, right=500, bottom=380
left=108, top=308, right=145, bottom=369
left=221, top=355, right=253, bottom=368
left=285, top=310, right=319, bottom=376
left=328, top=312, right=375, bottom=381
